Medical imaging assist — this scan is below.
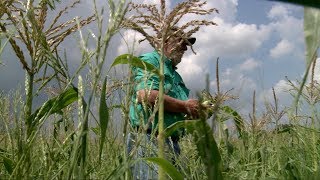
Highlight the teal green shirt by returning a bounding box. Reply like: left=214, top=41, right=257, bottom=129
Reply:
left=129, top=51, right=190, bottom=135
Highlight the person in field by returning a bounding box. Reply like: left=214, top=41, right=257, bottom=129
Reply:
left=127, top=27, right=200, bottom=179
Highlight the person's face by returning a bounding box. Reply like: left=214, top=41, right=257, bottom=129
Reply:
left=165, top=37, right=188, bottom=67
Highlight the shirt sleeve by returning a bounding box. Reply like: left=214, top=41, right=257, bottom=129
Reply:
left=134, top=54, right=160, bottom=91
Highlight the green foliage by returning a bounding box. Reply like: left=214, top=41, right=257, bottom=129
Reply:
left=28, top=87, right=78, bottom=125
left=144, top=157, right=184, bottom=180
left=1, top=155, right=14, bottom=175
left=164, top=120, right=223, bottom=180
left=111, top=54, right=160, bottom=75
left=187, top=121, right=223, bottom=180
left=2, top=0, right=320, bottom=179
left=99, top=77, right=110, bottom=162
left=221, top=106, right=246, bottom=139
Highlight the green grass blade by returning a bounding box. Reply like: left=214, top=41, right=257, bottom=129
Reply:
left=99, top=77, right=109, bottom=161
left=305, top=7, right=320, bottom=74
left=294, top=7, right=320, bottom=106
left=274, top=124, right=295, bottom=134
left=0, top=38, right=10, bottom=65
left=110, top=54, right=160, bottom=75
left=28, top=86, right=78, bottom=124
left=106, top=159, right=136, bottom=180
left=1, top=156, right=14, bottom=175
left=269, top=0, right=320, bottom=9
left=163, top=120, right=192, bottom=138
left=221, top=106, right=246, bottom=138
left=143, top=157, right=184, bottom=180
left=188, top=121, right=223, bottom=180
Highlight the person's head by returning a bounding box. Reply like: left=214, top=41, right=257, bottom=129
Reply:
left=163, top=27, right=196, bottom=67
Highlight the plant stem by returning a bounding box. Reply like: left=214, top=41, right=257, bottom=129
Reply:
left=23, top=71, right=34, bottom=178
left=157, top=33, right=166, bottom=180
left=25, top=72, right=34, bottom=136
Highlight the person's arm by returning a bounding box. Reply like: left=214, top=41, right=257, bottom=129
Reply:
left=137, top=89, right=199, bottom=118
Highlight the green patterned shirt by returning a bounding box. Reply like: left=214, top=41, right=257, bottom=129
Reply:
left=129, top=51, right=190, bottom=135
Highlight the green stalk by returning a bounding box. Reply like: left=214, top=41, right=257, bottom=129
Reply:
left=124, top=65, right=133, bottom=180
left=157, top=2, right=167, bottom=178
left=157, top=33, right=166, bottom=180
left=309, top=61, right=319, bottom=172
left=25, top=72, right=34, bottom=136
left=311, top=106, right=318, bottom=171
left=23, top=71, right=34, bottom=178
left=67, top=1, right=127, bottom=178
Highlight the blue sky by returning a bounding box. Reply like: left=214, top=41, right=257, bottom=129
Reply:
left=0, top=0, right=308, bottom=114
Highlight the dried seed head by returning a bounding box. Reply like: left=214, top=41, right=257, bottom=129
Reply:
left=121, top=0, right=218, bottom=53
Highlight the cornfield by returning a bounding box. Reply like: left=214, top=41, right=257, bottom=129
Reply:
left=1, top=0, right=320, bottom=179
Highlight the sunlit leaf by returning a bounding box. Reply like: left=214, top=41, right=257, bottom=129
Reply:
left=143, top=157, right=184, bottom=180
left=99, top=77, right=109, bottom=161
left=110, top=54, right=160, bottom=75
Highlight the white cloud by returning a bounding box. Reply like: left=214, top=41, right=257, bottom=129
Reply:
left=177, top=57, right=257, bottom=97
left=176, top=52, right=210, bottom=92
left=176, top=0, right=267, bottom=60
left=258, top=79, right=292, bottom=107
left=208, top=65, right=258, bottom=114
left=270, top=39, right=294, bottom=59
left=142, top=0, right=171, bottom=6
left=117, top=30, right=153, bottom=55
left=165, top=1, right=269, bottom=95
left=274, top=79, right=291, bottom=92
left=239, top=58, right=261, bottom=71
left=267, top=4, right=303, bottom=61
left=268, top=4, right=290, bottom=19
left=270, top=16, right=303, bottom=42
left=192, top=17, right=271, bottom=59
left=207, top=0, right=238, bottom=22
left=217, top=65, right=257, bottom=92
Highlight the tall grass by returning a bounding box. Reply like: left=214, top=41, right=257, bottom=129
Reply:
left=0, top=0, right=127, bottom=179
left=1, top=0, right=320, bottom=180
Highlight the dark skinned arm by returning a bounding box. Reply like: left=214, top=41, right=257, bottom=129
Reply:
left=137, top=89, right=199, bottom=118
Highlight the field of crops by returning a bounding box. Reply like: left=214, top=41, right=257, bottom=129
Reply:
left=1, top=0, right=320, bottom=179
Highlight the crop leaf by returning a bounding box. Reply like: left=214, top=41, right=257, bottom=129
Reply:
left=110, top=54, right=160, bottom=76
left=1, top=155, right=14, bottom=174
left=143, top=157, right=184, bottom=180
left=28, top=86, right=78, bottom=126
left=99, top=77, right=109, bottom=162
left=221, top=106, right=246, bottom=138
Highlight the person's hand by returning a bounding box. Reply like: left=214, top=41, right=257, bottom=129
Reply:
left=184, top=99, right=200, bottom=119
